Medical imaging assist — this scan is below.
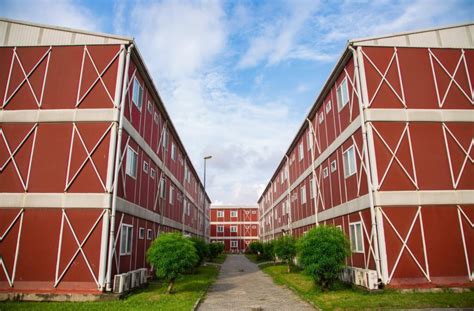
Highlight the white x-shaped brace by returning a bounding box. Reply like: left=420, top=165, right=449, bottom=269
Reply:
left=429, top=49, right=473, bottom=108
left=54, top=209, right=106, bottom=288
left=76, top=46, right=124, bottom=108
left=441, top=123, right=474, bottom=189
left=361, top=47, right=406, bottom=108
left=113, top=214, right=125, bottom=275
left=457, top=205, right=474, bottom=281
left=307, top=120, right=325, bottom=212
left=0, top=124, right=38, bottom=191
left=65, top=123, right=113, bottom=192
left=381, top=206, right=430, bottom=283
left=370, top=122, right=418, bottom=190
left=0, top=209, right=24, bottom=287
left=3, top=47, right=52, bottom=109
left=358, top=211, right=377, bottom=270
left=343, top=67, right=361, bottom=122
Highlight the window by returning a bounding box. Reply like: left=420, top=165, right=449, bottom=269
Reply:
left=147, top=100, right=152, bottom=113
left=162, top=128, right=168, bottom=149
left=231, top=211, right=238, bottom=218
left=217, top=210, right=224, bottom=218
left=319, top=113, right=324, bottom=124
left=273, top=183, right=276, bottom=192
left=171, top=143, right=176, bottom=160
left=143, top=161, right=149, bottom=173
left=151, top=168, right=156, bottom=179
left=310, top=178, right=314, bottom=198
left=160, top=178, right=166, bottom=198
left=323, top=167, right=328, bottom=178
left=132, top=77, right=143, bottom=110
left=217, top=225, right=224, bottom=233
left=147, top=229, right=153, bottom=240
left=298, top=143, right=304, bottom=161
left=120, top=224, right=133, bottom=255
left=154, top=112, right=159, bottom=124
left=169, top=186, right=174, bottom=205
left=301, top=185, right=306, bottom=204
left=230, top=226, right=237, bottom=233
left=336, top=225, right=343, bottom=231
left=349, top=222, right=364, bottom=253
left=326, top=100, right=332, bottom=114
left=331, top=160, right=337, bottom=172
left=139, top=227, right=145, bottom=239
left=343, top=145, right=356, bottom=178
left=307, top=131, right=313, bottom=151
left=252, top=210, right=256, bottom=214
left=231, top=240, right=238, bottom=248
left=126, top=146, right=138, bottom=178
left=337, top=78, right=349, bottom=111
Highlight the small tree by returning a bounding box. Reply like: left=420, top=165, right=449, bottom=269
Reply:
left=261, top=240, right=275, bottom=262
left=297, top=225, right=350, bottom=290
left=274, top=235, right=297, bottom=273
left=189, top=237, right=209, bottom=266
left=208, top=242, right=224, bottom=261
left=147, top=232, right=198, bottom=293
left=248, top=241, right=264, bottom=254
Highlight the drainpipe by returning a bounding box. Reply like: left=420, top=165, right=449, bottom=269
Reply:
left=306, top=118, right=319, bottom=227
left=284, top=155, right=293, bottom=235
left=270, top=181, right=275, bottom=240
left=106, top=43, right=133, bottom=291
left=348, top=45, right=383, bottom=284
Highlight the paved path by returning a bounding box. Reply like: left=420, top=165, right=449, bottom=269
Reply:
left=198, top=255, right=314, bottom=311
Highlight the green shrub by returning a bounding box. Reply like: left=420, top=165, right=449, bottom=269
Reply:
left=189, top=237, right=209, bottom=266
left=248, top=241, right=264, bottom=254
left=208, top=242, right=224, bottom=261
left=274, top=235, right=297, bottom=272
left=146, top=232, right=198, bottom=293
left=261, top=240, right=275, bottom=261
left=297, top=225, right=350, bottom=290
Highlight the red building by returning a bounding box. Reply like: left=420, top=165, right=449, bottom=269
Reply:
left=258, top=23, right=473, bottom=289
left=210, top=205, right=259, bottom=253
left=0, top=18, right=210, bottom=295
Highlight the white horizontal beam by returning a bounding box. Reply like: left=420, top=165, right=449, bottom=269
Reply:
left=0, top=193, right=110, bottom=208
left=210, top=221, right=259, bottom=225
left=0, top=109, right=119, bottom=123
left=366, top=109, right=474, bottom=123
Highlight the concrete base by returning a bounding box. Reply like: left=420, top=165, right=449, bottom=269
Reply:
left=0, top=292, right=120, bottom=302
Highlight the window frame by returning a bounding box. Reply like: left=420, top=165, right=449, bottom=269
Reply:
left=143, top=161, right=149, bottom=174
left=217, top=210, right=224, bottom=218
left=231, top=211, right=238, bottom=218
left=298, top=142, right=304, bottom=161
left=132, top=77, right=143, bottom=111
left=171, top=143, right=176, bottom=160
left=120, top=224, right=133, bottom=256
left=160, top=177, right=166, bottom=199
left=151, top=168, right=156, bottom=179
left=318, top=112, right=324, bottom=124
left=343, top=145, right=356, bottom=178
left=349, top=221, right=364, bottom=253
left=231, top=240, right=238, bottom=248
left=300, top=185, right=307, bottom=204
left=337, top=77, right=349, bottom=111
left=147, top=100, right=152, bottom=113
left=230, top=225, right=238, bottom=233
left=331, top=160, right=337, bottom=172
left=326, top=100, right=332, bottom=114
left=169, top=186, right=174, bottom=205
left=125, top=146, right=138, bottom=179
left=139, top=227, right=145, bottom=240
left=217, top=225, right=224, bottom=233
left=147, top=228, right=153, bottom=240
left=154, top=112, right=159, bottom=124
left=323, top=167, right=328, bottom=178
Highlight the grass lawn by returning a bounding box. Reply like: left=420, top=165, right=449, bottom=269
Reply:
left=209, top=253, right=227, bottom=264
left=0, top=265, right=219, bottom=311
left=262, top=264, right=474, bottom=310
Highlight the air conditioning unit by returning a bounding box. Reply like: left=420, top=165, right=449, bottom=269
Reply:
left=131, top=270, right=141, bottom=288
left=113, top=273, right=131, bottom=293
left=353, top=268, right=378, bottom=290
left=139, top=268, right=148, bottom=285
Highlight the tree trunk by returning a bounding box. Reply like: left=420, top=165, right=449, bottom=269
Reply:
left=287, top=262, right=291, bottom=273
left=167, top=278, right=175, bottom=294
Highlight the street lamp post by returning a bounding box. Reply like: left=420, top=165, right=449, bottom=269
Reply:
left=203, top=156, right=212, bottom=239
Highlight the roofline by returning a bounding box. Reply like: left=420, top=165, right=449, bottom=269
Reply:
left=350, top=22, right=474, bottom=45
left=0, top=17, right=134, bottom=43
left=211, top=205, right=258, bottom=209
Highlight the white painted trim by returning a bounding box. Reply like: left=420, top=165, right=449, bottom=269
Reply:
left=210, top=221, right=259, bottom=225
left=374, top=190, right=474, bottom=206
left=0, top=193, right=111, bottom=208
left=366, top=108, right=474, bottom=123
left=0, top=108, right=119, bottom=123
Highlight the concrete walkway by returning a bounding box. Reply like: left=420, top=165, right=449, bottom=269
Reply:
left=198, top=255, right=314, bottom=311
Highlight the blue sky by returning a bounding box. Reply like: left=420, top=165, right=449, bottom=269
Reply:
left=2, top=0, right=473, bottom=204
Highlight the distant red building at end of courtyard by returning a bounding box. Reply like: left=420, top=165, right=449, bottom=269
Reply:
left=210, top=205, right=259, bottom=253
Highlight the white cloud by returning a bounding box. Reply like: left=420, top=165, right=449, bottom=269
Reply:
left=1, top=0, right=101, bottom=31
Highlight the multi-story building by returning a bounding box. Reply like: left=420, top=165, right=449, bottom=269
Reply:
left=258, top=23, right=473, bottom=288
left=0, top=18, right=210, bottom=294
left=210, top=205, right=259, bottom=253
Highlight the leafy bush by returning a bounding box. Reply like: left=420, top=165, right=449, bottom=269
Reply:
left=189, top=237, right=209, bottom=266
left=274, top=235, right=297, bottom=272
left=261, top=240, right=276, bottom=261
left=248, top=241, right=264, bottom=254
left=297, top=225, right=350, bottom=290
left=208, top=242, right=224, bottom=261
left=147, top=232, right=198, bottom=293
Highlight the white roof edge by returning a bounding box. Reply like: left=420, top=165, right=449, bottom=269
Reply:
left=0, top=16, right=133, bottom=46
left=211, top=205, right=259, bottom=209
left=350, top=22, right=473, bottom=44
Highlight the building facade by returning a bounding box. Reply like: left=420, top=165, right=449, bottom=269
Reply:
left=0, top=18, right=211, bottom=294
left=258, top=23, right=473, bottom=288
left=210, top=205, right=259, bottom=253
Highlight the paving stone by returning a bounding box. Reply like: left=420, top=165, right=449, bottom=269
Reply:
left=198, top=255, right=315, bottom=311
